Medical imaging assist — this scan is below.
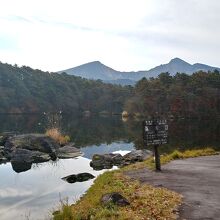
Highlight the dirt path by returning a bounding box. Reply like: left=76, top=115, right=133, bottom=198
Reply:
left=125, top=155, right=220, bottom=220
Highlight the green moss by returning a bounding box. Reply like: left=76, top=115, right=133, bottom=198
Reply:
left=93, top=155, right=101, bottom=160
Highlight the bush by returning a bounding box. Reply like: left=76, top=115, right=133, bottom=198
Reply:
left=45, top=128, right=70, bottom=145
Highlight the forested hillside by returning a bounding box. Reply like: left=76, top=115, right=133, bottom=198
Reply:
left=0, top=62, right=132, bottom=114
left=1, top=61, right=220, bottom=118
left=124, top=71, right=220, bottom=118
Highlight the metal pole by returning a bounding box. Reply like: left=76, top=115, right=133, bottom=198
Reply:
left=154, top=145, right=161, bottom=171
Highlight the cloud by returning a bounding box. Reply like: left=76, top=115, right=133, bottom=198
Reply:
left=0, top=15, right=33, bottom=23
left=0, top=0, right=219, bottom=71
left=0, top=188, right=32, bottom=198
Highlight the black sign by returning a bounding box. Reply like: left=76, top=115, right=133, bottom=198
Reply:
left=143, top=119, right=168, bottom=146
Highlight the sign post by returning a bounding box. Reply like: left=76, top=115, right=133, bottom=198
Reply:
left=154, top=144, right=161, bottom=171
left=143, top=119, right=168, bottom=171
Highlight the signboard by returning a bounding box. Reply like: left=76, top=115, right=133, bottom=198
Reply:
left=143, top=119, right=168, bottom=146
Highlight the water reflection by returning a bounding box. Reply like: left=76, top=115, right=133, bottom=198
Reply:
left=0, top=157, right=116, bottom=220
left=1, top=114, right=220, bottom=152
left=0, top=114, right=220, bottom=219
left=11, top=162, right=32, bottom=173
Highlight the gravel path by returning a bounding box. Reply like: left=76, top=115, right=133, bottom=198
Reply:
left=125, top=155, right=220, bottom=220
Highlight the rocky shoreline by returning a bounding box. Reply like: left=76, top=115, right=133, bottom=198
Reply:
left=0, top=132, right=82, bottom=172
left=90, top=149, right=152, bottom=170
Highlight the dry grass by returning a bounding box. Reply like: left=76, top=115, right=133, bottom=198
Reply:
left=122, top=147, right=218, bottom=171
left=53, top=148, right=218, bottom=220
left=122, top=111, right=129, bottom=117
left=45, top=128, right=70, bottom=145
left=54, top=171, right=182, bottom=220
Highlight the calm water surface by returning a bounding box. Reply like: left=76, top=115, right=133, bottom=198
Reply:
left=0, top=114, right=219, bottom=220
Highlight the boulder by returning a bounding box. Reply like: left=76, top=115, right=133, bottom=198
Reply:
left=0, top=132, right=17, bottom=146
left=0, top=146, right=4, bottom=156
left=3, top=134, right=64, bottom=162
left=0, top=146, right=8, bottom=163
left=0, top=133, right=82, bottom=166
left=10, top=148, right=51, bottom=164
left=0, top=157, right=8, bottom=163
left=111, top=153, right=124, bottom=165
left=57, top=143, right=82, bottom=159
left=62, top=173, right=95, bottom=183
left=101, top=192, right=130, bottom=207
left=90, top=150, right=152, bottom=170
left=123, top=149, right=152, bottom=164
left=4, top=134, right=59, bottom=157
left=90, top=153, right=123, bottom=170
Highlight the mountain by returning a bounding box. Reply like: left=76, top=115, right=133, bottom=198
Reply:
left=146, top=58, right=220, bottom=77
left=59, top=61, right=143, bottom=82
left=60, top=58, right=220, bottom=84
left=59, top=61, right=119, bottom=81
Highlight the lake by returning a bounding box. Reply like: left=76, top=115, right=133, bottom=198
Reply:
left=0, top=114, right=220, bottom=220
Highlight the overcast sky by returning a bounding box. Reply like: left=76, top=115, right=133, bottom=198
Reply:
left=0, top=0, right=220, bottom=72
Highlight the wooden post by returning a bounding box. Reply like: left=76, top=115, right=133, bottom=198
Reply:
left=154, top=145, right=161, bottom=171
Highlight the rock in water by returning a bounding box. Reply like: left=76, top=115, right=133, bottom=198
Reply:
left=0, top=132, right=17, bottom=146
left=123, top=149, right=152, bottom=164
left=10, top=148, right=51, bottom=163
left=57, top=143, right=82, bottom=159
left=90, top=153, right=123, bottom=170
left=62, top=173, right=95, bottom=183
left=0, top=133, right=83, bottom=171
left=101, top=192, right=130, bottom=207
left=90, top=150, right=152, bottom=170
left=4, top=134, right=59, bottom=155
left=111, top=153, right=124, bottom=165
left=0, top=150, right=8, bottom=164
left=0, top=147, right=7, bottom=163
left=0, top=146, right=7, bottom=163
left=3, top=134, right=59, bottom=163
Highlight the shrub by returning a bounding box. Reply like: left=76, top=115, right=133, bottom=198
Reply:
left=45, top=128, right=70, bottom=145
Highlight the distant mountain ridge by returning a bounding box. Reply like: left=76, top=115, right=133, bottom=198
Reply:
left=60, top=58, right=220, bottom=85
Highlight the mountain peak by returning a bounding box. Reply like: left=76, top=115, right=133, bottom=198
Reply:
left=86, top=61, right=102, bottom=65
left=59, top=58, right=220, bottom=84
left=169, top=58, right=189, bottom=65
left=60, top=60, right=119, bottom=80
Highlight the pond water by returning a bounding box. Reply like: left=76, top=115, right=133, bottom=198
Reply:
left=0, top=114, right=220, bottom=220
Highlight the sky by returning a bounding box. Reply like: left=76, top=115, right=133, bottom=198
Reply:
left=0, top=0, right=220, bottom=72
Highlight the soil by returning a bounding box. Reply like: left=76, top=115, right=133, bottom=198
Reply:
left=125, top=155, right=220, bottom=220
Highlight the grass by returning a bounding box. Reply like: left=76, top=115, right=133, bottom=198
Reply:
left=122, top=147, right=218, bottom=171
left=45, top=128, right=70, bottom=145
left=54, top=171, right=182, bottom=220
left=53, top=147, right=218, bottom=220
left=53, top=199, right=73, bottom=220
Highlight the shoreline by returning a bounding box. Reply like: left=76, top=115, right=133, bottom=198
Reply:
left=53, top=148, right=218, bottom=220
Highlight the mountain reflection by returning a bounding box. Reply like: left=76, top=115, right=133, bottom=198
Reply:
left=0, top=114, right=220, bottom=220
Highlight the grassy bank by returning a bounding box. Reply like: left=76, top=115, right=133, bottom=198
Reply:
left=53, top=148, right=218, bottom=220
left=122, top=147, right=218, bottom=171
